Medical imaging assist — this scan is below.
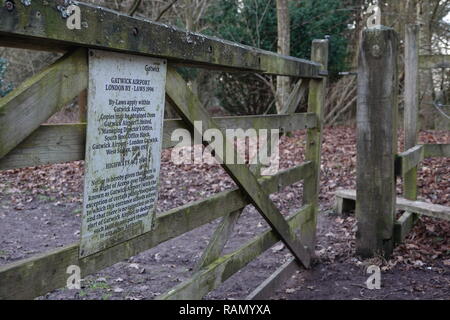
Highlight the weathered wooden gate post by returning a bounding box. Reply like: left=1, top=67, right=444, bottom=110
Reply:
left=356, top=27, right=399, bottom=258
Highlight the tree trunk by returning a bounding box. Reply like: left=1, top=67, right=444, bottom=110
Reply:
left=417, top=0, right=437, bottom=129
left=276, top=0, right=291, bottom=113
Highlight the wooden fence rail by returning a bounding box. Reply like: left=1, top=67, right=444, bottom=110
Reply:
left=419, top=55, right=450, bottom=69
left=0, top=112, right=317, bottom=170
left=396, top=144, right=450, bottom=177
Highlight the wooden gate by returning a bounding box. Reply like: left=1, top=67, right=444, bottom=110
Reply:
left=0, top=1, right=329, bottom=300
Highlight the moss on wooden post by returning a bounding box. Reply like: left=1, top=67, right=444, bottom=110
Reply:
left=356, top=27, right=399, bottom=258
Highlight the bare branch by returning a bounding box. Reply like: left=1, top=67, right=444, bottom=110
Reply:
left=128, top=0, right=142, bottom=16
left=156, top=0, right=179, bottom=22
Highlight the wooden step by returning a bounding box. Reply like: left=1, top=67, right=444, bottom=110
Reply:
left=335, top=189, right=450, bottom=221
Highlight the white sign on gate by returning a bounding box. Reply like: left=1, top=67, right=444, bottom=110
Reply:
left=80, top=50, right=167, bottom=258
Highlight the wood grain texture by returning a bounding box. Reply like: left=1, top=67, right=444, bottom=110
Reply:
left=396, top=198, right=450, bottom=221
left=0, top=124, right=86, bottom=170
left=404, top=25, right=420, bottom=151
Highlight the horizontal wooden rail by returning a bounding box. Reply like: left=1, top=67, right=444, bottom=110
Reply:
left=395, top=144, right=450, bottom=176
left=396, top=145, right=424, bottom=176
left=397, top=198, right=450, bottom=221
left=246, top=257, right=299, bottom=300
left=156, top=205, right=312, bottom=300
left=0, top=44, right=316, bottom=170
left=419, top=55, right=450, bottom=69
left=0, top=161, right=312, bottom=299
left=423, top=144, right=450, bottom=158
left=0, top=1, right=319, bottom=78
left=0, top=113, right=316, bottom=170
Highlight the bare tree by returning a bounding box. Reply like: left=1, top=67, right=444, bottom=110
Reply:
left=276, top=0, right=291, bottom=112
left=172, top=0, right=212, bottom=32
left=416, top=0, right=448, bottom=129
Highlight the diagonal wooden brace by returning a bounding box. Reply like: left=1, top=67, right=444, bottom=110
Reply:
left=0, top=49, right=87, bottom=160
left=165, top=66, right=311, bottom=268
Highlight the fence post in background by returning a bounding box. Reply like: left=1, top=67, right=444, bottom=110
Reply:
left=356, top=27, right=398, bottom=258
left=302, top=39, right=328, bottom=253
left=403, top=24, right=420, bottom=200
